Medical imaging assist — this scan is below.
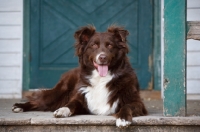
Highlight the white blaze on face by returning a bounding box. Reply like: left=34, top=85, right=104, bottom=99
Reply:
left=93, top=52, right=109, bottom=77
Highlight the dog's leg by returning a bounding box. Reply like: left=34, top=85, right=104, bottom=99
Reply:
left=12, top=89, right=60, bottom=112
left=115, top=101, right=147, bottom=128
left=12, top=102, right=33, bottom=112
left=115, top=105, right=132, bottom=128
left=12, top=90, right=45, bottom=112
left=12, top=79, right=71, bottom=112
left=54, top=95, right=88, bottom=118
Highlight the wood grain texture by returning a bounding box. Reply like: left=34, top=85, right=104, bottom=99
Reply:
left=164, top=0, right=186, bottom=116
left=187, top=21, right=200, bottom=40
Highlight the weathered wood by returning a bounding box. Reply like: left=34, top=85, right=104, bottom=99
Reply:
left=140, top=91, right=161, bottom=100
left=187, top=21, right=200, bottom=40
left=153, top=0, right=161, bottom=91
left=164, top=0, right=186, bottom=116
left=23, top=0, right=30, bottom=91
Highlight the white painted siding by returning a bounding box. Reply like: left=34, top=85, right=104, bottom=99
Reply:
left=0, top=0, right=23, bottom=98
left=187, top=0, right=200, bottom=95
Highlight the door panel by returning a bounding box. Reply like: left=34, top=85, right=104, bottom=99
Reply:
left=30, top=0, right=153, bottom=89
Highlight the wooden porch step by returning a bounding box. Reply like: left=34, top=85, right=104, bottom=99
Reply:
left=0, top=99, right=200, bottom=132
left=1, top=115, right=200, bottom=132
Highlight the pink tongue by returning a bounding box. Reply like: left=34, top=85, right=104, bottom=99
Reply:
left=97, top=65, right=108, bottom=77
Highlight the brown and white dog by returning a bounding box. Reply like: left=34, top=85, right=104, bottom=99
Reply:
left=12, top=25, right=147, bottom=128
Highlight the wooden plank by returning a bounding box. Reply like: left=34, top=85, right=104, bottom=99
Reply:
left=0, top=93, right=21, bottom=98
left=187, top=80, right=200, bottom=94
left=187, top=67, right=200, bottom=80
left=187, top=0, right=200, bottom=8
left=164, top=0, right=186, bottom=116
left=187, top=94, right=200, bottom=100
left=140, top=90, right=161, bottom=100
left=0, top=26, right=22, bottom=39
left=187, top=52, right=200, bottom=66
left=23, top=0, right=30, bottom=91
left=187, top=9, right=200, bottom=21
left=0, top=0, right=22, bottom=11
left=0, top=12, right=22, bottom=25
left=0, top=80, right=21, bottom=94
left=187, top=40, right=200, bottom=51
left=0, top=40, right=22, bottom=52
left=0, top=67, right=21, bottom=80
left=0, top=53, right=21, bottom=66
left=187, top=21, right=200, bottom=40
left=153, top=0, right=161, bottom=90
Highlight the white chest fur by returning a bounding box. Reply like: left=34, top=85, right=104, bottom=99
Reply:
left=79, top=70, right=118, bottom=115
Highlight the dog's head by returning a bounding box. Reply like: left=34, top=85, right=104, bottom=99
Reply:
left=74, top=25, right=129, bottom=77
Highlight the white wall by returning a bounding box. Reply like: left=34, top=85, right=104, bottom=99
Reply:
left=187, top=0, right=200, bottom=97
left=0, top=0, right=23, bottom=98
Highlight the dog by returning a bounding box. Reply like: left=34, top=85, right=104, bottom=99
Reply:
left=12, top=25, right=147, bottom=128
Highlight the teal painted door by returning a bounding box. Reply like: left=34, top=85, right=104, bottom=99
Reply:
left=30, top=0, right=153, bottom=89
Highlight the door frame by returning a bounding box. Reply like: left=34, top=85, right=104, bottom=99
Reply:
left=23, top=0, right=30, bottom=91
left=22, top=0, right=161, bottom=91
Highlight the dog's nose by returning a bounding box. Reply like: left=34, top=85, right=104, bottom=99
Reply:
left=99, top=54, right=107, bottom=63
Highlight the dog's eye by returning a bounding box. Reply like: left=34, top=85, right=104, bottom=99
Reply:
left=107, top=44, right=113, bottom=49
left=92, top=44, right=98, bottom=49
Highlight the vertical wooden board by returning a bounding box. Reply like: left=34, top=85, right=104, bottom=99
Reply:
left=153, top=0, right=161, bottom=90
left=23, top=0, right=30, bottom=91
left=164, top=0, right=186, bottom=116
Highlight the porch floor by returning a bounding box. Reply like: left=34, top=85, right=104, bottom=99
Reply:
left=0, top=99, right=200, bottom=131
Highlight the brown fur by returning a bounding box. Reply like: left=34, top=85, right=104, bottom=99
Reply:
left=13, top=25, right=147, bottom=125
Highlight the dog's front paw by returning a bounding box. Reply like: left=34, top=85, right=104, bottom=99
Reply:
left=12, top=105, right=23, bottom=113
left=116, top=118, right=131, bottom=128
left=53, top=107, right=72, bottom=118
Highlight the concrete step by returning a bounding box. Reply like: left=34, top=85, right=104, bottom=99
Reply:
left=0, top=99, right=200, bottom=132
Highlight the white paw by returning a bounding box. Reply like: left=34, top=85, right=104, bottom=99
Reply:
left=12, top=106, right=23, bottom=113
left=116, top=118, right=131, bottom=128
left=53, top=107, right=72, bottom=118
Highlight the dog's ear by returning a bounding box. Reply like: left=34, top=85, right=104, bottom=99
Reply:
left=74, top=25, right=96, bottom=56
left=107, top=25, right=129, bottom=42
left=107, top=25, right=129, bottom=53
